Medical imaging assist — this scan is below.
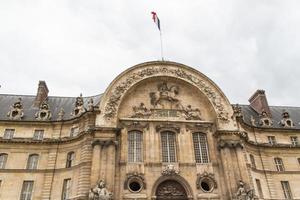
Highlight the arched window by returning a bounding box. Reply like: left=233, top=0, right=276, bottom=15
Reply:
left=0, top=153, right=8, bottom=169
left=128, top=130, right=143, bottom=163
left=192, top=133, right=209, bottom=163
left=26, top=154, right=39, bottom=170
left=66, top=152, right=75, bottom=168
left=161, top=131, right=177, bottom=162
left=274, top=157, right=284, bottom=171
left=249, top=154, right=256, bottom=168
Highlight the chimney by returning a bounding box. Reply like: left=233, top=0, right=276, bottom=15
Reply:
left=34, top=81, right=49, bottom=107
left=248, top=90, right=271, bottom=117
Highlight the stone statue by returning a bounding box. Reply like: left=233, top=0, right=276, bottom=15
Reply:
left=35, top=101, right=52, bottom=120
left=7, top=98, right=24, bottom=120
left=183, top=105, right=201, bottom=120
left=88, top=180, right=112, bottom=200
left=131, top=103, right=152, bottom=118
left=57, top=108, right=65, bottom=120
left=88, top=98, right=94, bottom=111
left=71, top=93, right=86, bottom=117
left=235, top=180, right=254, bottom=200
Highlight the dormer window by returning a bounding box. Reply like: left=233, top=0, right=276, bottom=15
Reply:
left=259, top=111, right=272, bottom=127
left=279, top=111, right=294, bottom=127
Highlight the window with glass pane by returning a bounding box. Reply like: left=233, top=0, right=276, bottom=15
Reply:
left=255, top=179, right=263, bottom=198
left=250, top=154, right=256, bottom=168
left=128, top=131, right=143, bottom=162
left=70, top=127, right=79, bottom=137
left=20, top=181, right=34, bottom=200
left=274, top=157, right=285, bottom=171
left=0, top=153, right=8, bottom=169
left=161, top=131, right=177, bottom=163
left=62, top=179, right=71, bottom=200
left=33, top=130, right=44, bottom=140
left=3, top=129, right=15, bottom=139
left=281, top=181, right=292, bottom=199
left=26, top=154, right=39, bottom=170
left=193, top=133, right=209, bottom=163
left=290, top=136, right=298, bottom=146
left=66, top=152, right=75, bottom=168
left=268, top=136, right=276, bottom=145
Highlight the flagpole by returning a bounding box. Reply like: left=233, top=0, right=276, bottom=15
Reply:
left=160, top=30, right=164, bottom=61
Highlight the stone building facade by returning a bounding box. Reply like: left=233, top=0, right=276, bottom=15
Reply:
left=0, top=61, right=299, bottom=200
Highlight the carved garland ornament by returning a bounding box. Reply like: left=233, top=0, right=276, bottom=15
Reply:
left=104, top=66, right=229, bottom=121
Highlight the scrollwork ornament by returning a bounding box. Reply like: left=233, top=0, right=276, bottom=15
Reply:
left=7, top=98, right=24, bottom=120
left=35, top=101, right=52, bottom=120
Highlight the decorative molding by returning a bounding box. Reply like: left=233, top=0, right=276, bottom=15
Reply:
left=161, top=164, right=180, bottom=176
left=35, top=101, right=52, bottom=120
left=214, top=130, right=249, bottom=141
left=196, top=171, right=217, bottom=191
left=7, top=98, right=24, bottom=120
left=92, top=140, right=118, bottom=147
left=156, top=123, right=180, bottom=133
left=124, top=172, right=146, bottom=190
left=185, top=123, right=212, bottom=132
left=119, top=121, right=149, bottom=131
left=104, top=66, right=229, bottom=122
left=218, top=139, right=244, bottom=150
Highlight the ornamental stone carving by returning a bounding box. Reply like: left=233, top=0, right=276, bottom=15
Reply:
left=124, top=172, right=146, bottom=190
left=57, top=108, right=65, bottom=120
left=183, top=105, right=201, bottom=120
left=161, top=164, right=180, bottom=176
left=232, top=104, right=242, bottom=118
left=279, top=110, right=294, bottom=127
left=7, top=98, right=24, bottom=120
left=259, top=110, right=272, bottom=127
left=196, top=172, right=217, bottom=191
left=88, top=98, right=94, bottom=111
left=88, top=180, right=113, bottom=200
left=104, top=65, right=229, bottom=122
left=131, top=103, right=152, bottom=118
left=234, top=180, right=255, bottom=200
left=71, top=93, right=86, bottom=117
left=35, top=101, right=52, bottom=120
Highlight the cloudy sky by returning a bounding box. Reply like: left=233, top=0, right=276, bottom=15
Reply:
left=0, top=0, right=299, bottom=106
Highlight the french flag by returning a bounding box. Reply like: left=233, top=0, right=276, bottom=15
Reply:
left=151, top=11, right=161, bottom=31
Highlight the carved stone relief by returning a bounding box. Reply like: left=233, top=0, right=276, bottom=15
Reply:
left=156, top=180, right=187, bottom=200
left=259, top=110, right=272, bottom=127
left=234, top=180, right=255, bottom=200
left=7, top=98, right=24, bottom=120
left=104, top=66, right=229, bottom=122
left=123, top=172, right=146, bottom=192
left=156, top=123, right=180, bottom=133
left=88, top=179, right=113, bottom=200
left=196, top=171, right=217, bottom=192
left=279, top=110, right=294, bottom=127
left=161, top=164, right=180, bottom=176
left=35, top=101, right=52, bottom=120
left=71, top=93, right=86, bottom=117
left=119, top=121, right=149, bottom=131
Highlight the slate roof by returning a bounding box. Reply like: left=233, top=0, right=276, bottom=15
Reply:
left=0, top=94, right=102, bottom=121
left=240, top=105, right=300, bottom=129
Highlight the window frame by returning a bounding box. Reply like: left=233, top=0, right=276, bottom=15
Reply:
left=281, top=181, right=293, bottom=199
left=274, top=157, right=285, bottom=171
left=127, top=130, right=143, bottom=163
left=267, top=136, right=277, bottom=145
left=26, top=154, right=39, bottom=170
left=255, top=179, right=263, bottom=198
left=249, top=154, right=256, bottom=169
left=33, top=130, right=44, bottom=140
left=20, top=180, right=34, bottom=200
left=66, top=152, right=75, bottom=168
left=192, top=132, right=209, bottom=164
left=3, top=129, right=15, bottom=139
left=61, top=178, right=71, bottom=200
left=290, top=136, right=298, bottom=146
left=0, top=153, right=8, bottom=169
left=161, top=131, right=177, bottom=163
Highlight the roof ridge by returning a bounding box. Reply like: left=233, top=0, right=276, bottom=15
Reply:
left=0, top=93, right=103, bottom=99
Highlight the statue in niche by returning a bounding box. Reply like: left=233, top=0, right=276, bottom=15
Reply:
left=71, top=93, right=86, bottom=117
left=88, top=180, right=113, bottom=200
left=235, top=180, right=254, bottom=200
left=35, top=101, right=52, bottom=120
left=149, top=82, right=181, bottom=109
left=7, top=98, right=24, bottom=120
left=131, top=102, right=152, bottom=118
left=183, top=105, right=201, bottom=120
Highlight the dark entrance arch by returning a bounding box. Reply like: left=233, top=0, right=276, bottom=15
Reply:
left=156, top=180, right=188, bottom=200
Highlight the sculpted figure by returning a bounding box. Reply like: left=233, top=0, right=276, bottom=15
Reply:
left=235, top=180, right=255, bottom=200
left=35, top=101, right=52, bottom=120
left=71, top=93, right=86, bottom=117
left=88, top=180, right=112, bottom=200
left=183, top=105, right=201, bottom=120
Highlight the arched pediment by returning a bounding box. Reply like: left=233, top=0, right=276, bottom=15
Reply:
left=97, top=61, right=234, bottom=129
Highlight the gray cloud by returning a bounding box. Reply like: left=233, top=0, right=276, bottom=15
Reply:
left=0, top=0, right=299, bottom=106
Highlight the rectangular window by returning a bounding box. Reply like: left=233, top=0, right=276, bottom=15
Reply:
left=281, top=181, right=292, bottom=199
left=161, top=132, right=177, bottom=163
left=3, top=129, right=15, bottom=139
left=70, top=127, right=79, bottom=137
left=62, top=179, right=71, bottom=200
left=268, top=136, right=276, bottom=145
left=255, top=179, right=263, bottom=198
left=250, top=154, right=256, bottom=168
left=193, top=133, right=209, bottom=163
left=33, top=130, right=44, bottom=140
left=290, top=136, right=298, bottom=146
left=0, top=154, right=8, bottom=169
left=20, top=181, right=34, bottom=200
left=275, top=158, right=285, bottom=171
left=128, top=131, right=143, bottom=162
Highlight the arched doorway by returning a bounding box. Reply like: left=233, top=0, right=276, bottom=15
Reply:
left=155, top=180, right=188, bottom=200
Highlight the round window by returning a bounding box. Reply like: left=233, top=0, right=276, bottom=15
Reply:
left=128, top=180, right=142, bottom=193
left=200, top=178, right=214, bottom=192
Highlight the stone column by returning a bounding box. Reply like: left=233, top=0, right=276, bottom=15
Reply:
left=90, top=142, right=102, bottom=186
left=105, top=141, right=116, bottom=192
